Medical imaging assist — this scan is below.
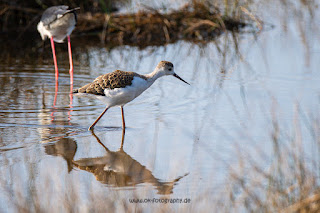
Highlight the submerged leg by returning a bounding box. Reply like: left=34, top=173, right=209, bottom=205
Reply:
left=89, top=107, right=109, bottom=131
left=53, top=78, right=58, bottom=107
left=67, top=36, right=74, bottom=85
left=68, top=83, right=73, bottom=122
left=51, top=79, right=59, bottom=121
left=50, top=37, right=59, bottom=81
left=120, top=106, right=126, bottom=131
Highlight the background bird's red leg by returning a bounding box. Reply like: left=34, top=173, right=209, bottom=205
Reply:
left=67, top=36, right=74, bottom=85
left=50, top=37, right=59, bottom=81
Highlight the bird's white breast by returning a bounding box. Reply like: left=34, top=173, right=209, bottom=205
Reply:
left=37, top=21, right=52, bottom=40
left=37, top=13, right=76, bottom=43
left=103, top=76, right=151, bottom=107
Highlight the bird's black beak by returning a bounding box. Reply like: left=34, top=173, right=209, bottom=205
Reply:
left=173, top=73, right=190, bottom=85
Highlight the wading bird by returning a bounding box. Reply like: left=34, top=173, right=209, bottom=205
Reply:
left=37, top=5, right=79, bottom=84
left=73, top=61, right=190, bottom=130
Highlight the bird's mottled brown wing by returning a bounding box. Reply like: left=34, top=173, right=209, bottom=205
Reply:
left=73, top=70, right=146, bottom=96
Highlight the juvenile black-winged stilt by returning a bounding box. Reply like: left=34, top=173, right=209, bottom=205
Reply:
left=37, top=5, right=79, bottom=84
left=73, top=61, right=190, bottom=131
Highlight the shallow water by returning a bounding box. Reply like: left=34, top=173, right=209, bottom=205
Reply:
left=0, top=1, right=320, bottom=211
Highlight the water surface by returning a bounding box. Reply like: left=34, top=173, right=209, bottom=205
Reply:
left=0, top=1, right=319, bottom=211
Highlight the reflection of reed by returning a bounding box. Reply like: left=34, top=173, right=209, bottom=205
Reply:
left=211, top=102, right=320, bottom=212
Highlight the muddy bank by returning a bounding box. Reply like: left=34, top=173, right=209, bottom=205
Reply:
left=1, top=2, right=250, bottom=48
left=76, top=2, right=248, bottom=47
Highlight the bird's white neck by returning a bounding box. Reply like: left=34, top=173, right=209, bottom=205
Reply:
left=144, top=69, right=165, bottom=84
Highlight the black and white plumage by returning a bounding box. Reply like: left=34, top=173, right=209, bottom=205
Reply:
left=37, top=5, right=79, bottom=43
left=73, top=61, right=190, bottom=130
left=37, top=5, right=79, bottom=84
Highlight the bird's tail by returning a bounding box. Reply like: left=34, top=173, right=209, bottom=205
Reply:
left=64, top=7, right=80, bottom=25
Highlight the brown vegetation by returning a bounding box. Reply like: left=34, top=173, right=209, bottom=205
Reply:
left=76, top=2, right=247, bottom=47
left=1, top=1, right=249, bottom=48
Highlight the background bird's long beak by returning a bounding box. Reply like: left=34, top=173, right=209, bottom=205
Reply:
left=173, top=73, right=190, bottom=85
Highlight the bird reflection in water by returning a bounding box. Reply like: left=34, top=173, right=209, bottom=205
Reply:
left=44, top=129, right=188, bottom=195
left=45, top=137, right=77, bottom=173
left=50, top=80, right=74, bottom=121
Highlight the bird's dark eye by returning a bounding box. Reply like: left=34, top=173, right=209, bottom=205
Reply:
left=168, top=68, right=172, bottom=71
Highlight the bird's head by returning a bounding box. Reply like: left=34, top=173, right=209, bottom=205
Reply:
left=155, top=61, right=190, bottom=85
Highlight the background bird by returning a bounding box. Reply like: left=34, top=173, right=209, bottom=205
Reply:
left=37, top=5, right=79, bottom=84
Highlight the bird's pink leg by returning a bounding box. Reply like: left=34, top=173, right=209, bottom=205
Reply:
left=121, top=106, right=126, bottom=131
left=50, top=37, right=59, bottom=81
left=67, top=36, right=74, bottom=121
left=89, top=107, right=109, bottom=131
left=67, top=36, right=74, bottom=85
